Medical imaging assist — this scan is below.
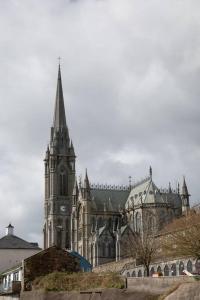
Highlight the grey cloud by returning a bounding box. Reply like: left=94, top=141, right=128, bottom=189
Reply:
left=0, top=0, right=200, bottom=245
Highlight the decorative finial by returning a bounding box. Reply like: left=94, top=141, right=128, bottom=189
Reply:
left=169, top=182, right=172, bottom=193
left=177, top=182, right=180, bottom=194
left=79, top=175, right=82, bottom=188
left=129, top=176, right=132, bottom=189
left=58, top=56, right=61, bottom=65
left=149, top=166, right=152, bottom=178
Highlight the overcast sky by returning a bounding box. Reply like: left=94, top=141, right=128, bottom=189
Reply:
left=0, top=0, right=200, bottom=246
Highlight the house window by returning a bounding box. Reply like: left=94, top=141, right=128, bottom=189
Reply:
left=13, top=272, right=19, bottom=281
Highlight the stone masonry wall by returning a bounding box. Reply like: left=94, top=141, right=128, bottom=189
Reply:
left=93, top=258, right=134, bottom=273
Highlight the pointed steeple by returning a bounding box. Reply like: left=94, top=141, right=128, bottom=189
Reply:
left=181, top=176, right=190, bottom=214
left=72, top=179, right=79, bottom=206
left=83, top=169, right=91, bottom=199
left=72, top=179, right=78, bottom=196
left=182, top=176, right=189, bottom=196
left=44, top=145, right=50, bottom=161
left=70, top=140, right=75, bottom=156
left=84, top=169, right=90, bottom=189
left=53, top=64, right=67, bottom=130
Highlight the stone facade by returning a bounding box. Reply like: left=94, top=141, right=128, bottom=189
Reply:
left=43, top=66, right=190, bottom=267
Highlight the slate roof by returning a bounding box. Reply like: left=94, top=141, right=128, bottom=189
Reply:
left=0, top=234, right=40, bottom=249
left=91, top=188, right=130, bottom=212
left=125, top=176, right=181, bottom=209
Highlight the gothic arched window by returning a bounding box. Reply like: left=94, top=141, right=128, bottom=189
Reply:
left=135, top=212, right=141, bottom=233
left=59, top=169, right=68, bottom=196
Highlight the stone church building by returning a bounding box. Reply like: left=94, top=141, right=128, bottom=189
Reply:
left=43, top=66, right=190, bottom=267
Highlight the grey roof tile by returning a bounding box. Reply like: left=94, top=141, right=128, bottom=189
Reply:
left=91, top=188, right=130, bottom=212
left=0, top=235, right=40, bottom=249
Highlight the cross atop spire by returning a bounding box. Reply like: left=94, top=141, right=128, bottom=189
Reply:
left=53, top=64, right=67, bottom=130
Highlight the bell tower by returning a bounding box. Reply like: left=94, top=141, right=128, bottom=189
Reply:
left=43, top=65, right=76, bottom=249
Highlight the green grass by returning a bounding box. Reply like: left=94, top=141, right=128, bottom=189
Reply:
left=33, top=271, right=125, bottom=292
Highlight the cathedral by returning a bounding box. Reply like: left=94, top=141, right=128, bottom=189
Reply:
left=43, top=65, right=190, bottom=267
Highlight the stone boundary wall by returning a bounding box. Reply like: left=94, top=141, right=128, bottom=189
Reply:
left=122, top=257, right=198, bottom=277
left=0, top=296, right=19, bottom=300
left=127, top=276, right=195, bottom=292
left=20, top=288, right=159, bottom=300
left=93, top=258, right=133, bottom=273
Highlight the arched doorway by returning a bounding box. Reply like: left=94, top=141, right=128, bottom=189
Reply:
left=138, top=270, right=142, bottom=277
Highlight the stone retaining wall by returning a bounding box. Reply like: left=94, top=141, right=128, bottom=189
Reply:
left=0, top=296, right=19, bottom=300
left=127, top=276, right=195, bottom=293
left=20, top=288, right=161, bottom=300
left=93, top=258, right=133, bottom=273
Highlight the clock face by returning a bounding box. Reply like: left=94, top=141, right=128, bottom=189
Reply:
left=60, top=205, right=66, bottom=212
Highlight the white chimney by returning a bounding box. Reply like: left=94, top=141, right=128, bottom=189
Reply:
left=6, top=223, right=14, bottom=236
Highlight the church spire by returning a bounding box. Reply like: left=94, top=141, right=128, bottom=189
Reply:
left=53, top=64, right=67, bottom=130
left=44, top=65, right=76, bottom=250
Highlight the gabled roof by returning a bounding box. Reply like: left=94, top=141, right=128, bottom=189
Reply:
left=0, top=235, right=40, bottom=250
left=125, top=177, right=163, bottom=208
left=125, top=176, right=182, bottom=209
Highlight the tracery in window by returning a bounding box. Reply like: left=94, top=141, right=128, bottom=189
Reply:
left=59, top=169, right=68, bottom=196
